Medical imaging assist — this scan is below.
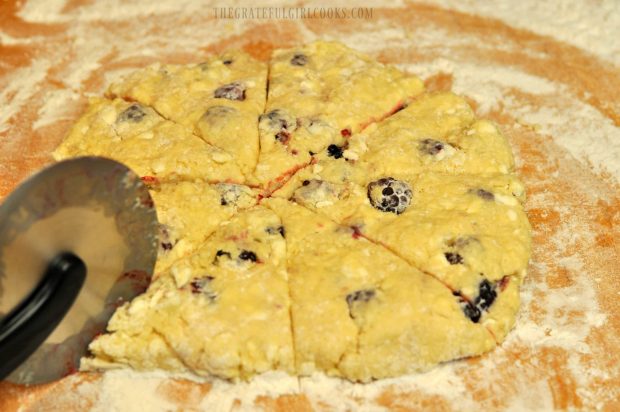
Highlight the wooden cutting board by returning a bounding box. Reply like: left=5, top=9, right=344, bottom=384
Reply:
left=1, top=1, right=618, bottom=410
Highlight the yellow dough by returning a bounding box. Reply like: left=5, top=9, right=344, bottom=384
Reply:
left=148, top=179, right=258, bottom=273
left=56, top=41, right=532, bottom=382
left=107, top=50, right=266, bottom=177
left=84, top=207, right=294, bottom=379
left=276, top=170, right=529, bottom=289
left=53, top=98, right=245, bottom=182
left=350, top=92, right=516, bottom=178
left=252, top=41, right=424, bottom=191
left=264, top=198, right=495, bottom=381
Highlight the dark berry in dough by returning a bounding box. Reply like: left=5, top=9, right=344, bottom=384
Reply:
left=475, top=279, right=497, bottom=310
left=293, top=179, right=342, bottom=208
left=190, top=276, right=217, bottom=301
left=239, top=250, right=257, bottom=262
left=346, top=289, right=376, bottom=306
left=419, top=138, right=446, bottom=155
left=190, top=276, right=214, bottom=293
left=446, top=237, right=476, bottom=248
left=463, top=302, right=481, bottom=323
left=117, top=104, right=146, bottom=123
left=290, top=53, right=308, bottom=66
left=158, top=225, right=176, bottom=252
left=346, top=289, right=376, bottom=318
left=445, top=252, right=464, bottom=265
left=214, top=82, right=246, bottom=101
left=213, top=249, right=232, bottom=264
left=216, top=183, right=251, bottom=207
left=327, top=144, right=344, bottom=159
left=259, top=109, right=290, bottom=130
left=456, top=279, right=498, bottom=322
left=266, top=226, right=286, bottom=238
left=367, top=177, right=413, bottom=214
left=275, top=130, right=291, bottom=144
left=474, top=189, right=495, bottom=201
left=216, top=250, right=231, bottom=258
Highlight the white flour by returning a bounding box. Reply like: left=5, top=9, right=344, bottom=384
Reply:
left=400, top=58, right=620, bottom=181
left=1, top=0, right=617, bottom=410
left=32, top=89, right=80, bottom=130
left=0, top=60, right=51, bottom=134
left=83, top=200, right=610, bottom=410
left=5, top=0, right=618, bottom=181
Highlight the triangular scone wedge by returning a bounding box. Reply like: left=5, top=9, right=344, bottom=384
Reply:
left=272, top=92, right=516, bottom=197
left=107, top=51, right=266, bottom=176
left=264, top=198, right=495, bottom=382
left=271, top=168, right=530, bottom=339
left=348, top=92, right=515, bottom=179
left=148, top=179, right=258, bottom=274
left=53, top=98, right=244, bottom=182
left=252, top=41, right=424, bottom=191
left=279, top=170, right=530, bottom=291
left=80, top=275, right=192, bottom=373
left=82, top=206, right=294, bottom=380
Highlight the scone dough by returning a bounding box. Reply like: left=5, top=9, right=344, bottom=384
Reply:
left=54, top=98, right=245, bottom=182
left=56, top=42, right=531, bottom=382
left=253, top=41, right=424, bottom=191
left=147, top=179, right=258, bottom=273
left=107, top=51, right=266, bottom=177
left=264, top=198, right=495, bottom=382
left=84, top=207, right=294, bottom=379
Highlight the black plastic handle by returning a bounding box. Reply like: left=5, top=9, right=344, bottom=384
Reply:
left=0, top=253, right=86, bottom=381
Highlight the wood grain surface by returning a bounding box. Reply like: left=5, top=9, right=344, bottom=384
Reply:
left=0, top=1, right=618, bottom=410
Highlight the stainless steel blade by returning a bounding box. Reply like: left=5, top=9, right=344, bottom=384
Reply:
left=0, top=157, right=158, bottom=384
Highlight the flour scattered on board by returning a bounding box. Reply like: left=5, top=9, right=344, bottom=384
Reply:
left=2, top=0, right=618, bottom=409
left=399, top=56, right=620, bottom=183
left=87, top=370, right=301, bottom=412
left=0, top=60, right=51, bottom=134
left=432, top=0, right=620, bottom=67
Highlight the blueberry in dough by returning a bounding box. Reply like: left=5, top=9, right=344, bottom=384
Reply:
left=419, top=138, right=446, bottom=155
left=367, top=177, right=413, bottom=214
left=327, top=144, right=344, bottom=159
left=214, top=82, right=246, bottom=101
left=346, top=289, right=376, bottom=318
left=239, top=250, right=257, bottom=262
left=444, top=252, right=464, bottom=265
left=290, top=53, right=308, bottom=66
left=117, top=104, right=146, bottom=123
left=473, top=188, right=495, bottom=201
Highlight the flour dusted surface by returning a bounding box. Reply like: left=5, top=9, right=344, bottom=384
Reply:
left=1, top=0, right=618, bottom=410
